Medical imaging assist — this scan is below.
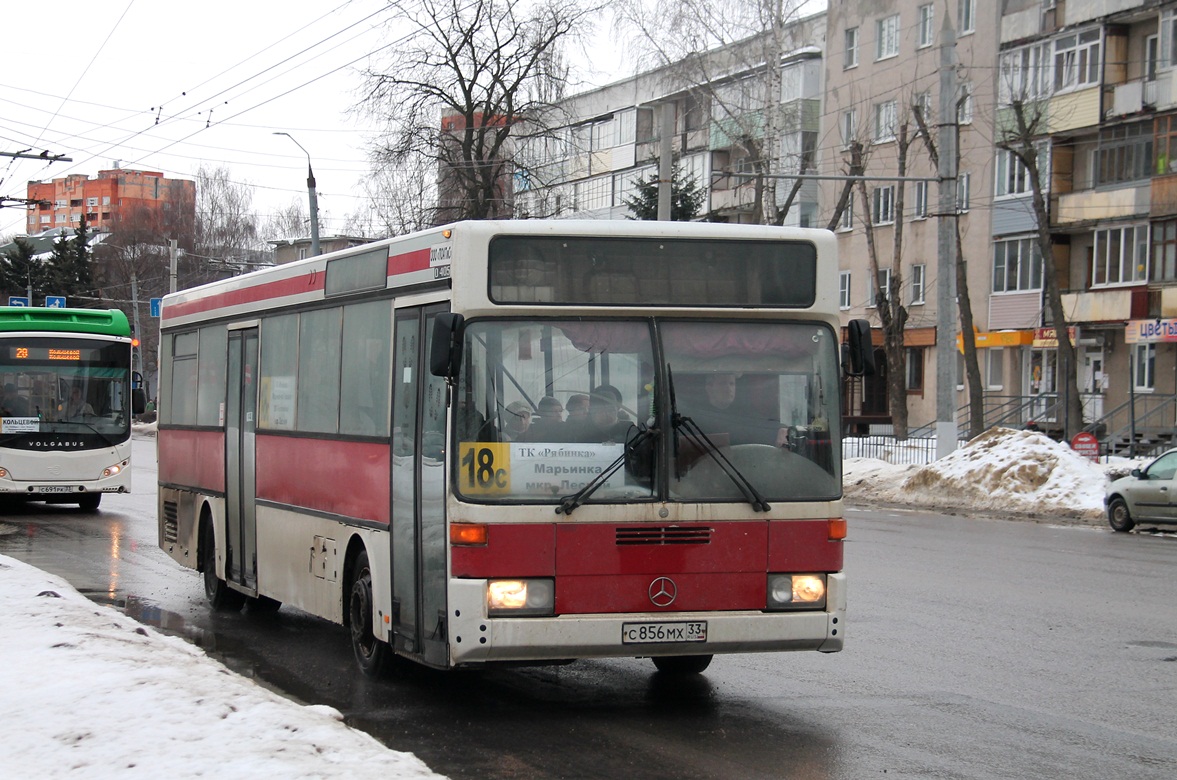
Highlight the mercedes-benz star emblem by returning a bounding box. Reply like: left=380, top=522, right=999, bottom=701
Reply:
left=648, top=577, right=677, bottom=607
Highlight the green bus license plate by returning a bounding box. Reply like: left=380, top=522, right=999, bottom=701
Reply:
left=621, top=621, right=707, bottom=644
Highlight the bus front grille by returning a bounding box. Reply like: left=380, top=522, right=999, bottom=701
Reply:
left=616, top=526, right=712, bottom=546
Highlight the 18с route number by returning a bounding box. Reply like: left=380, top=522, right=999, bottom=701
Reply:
left=622, top=621, right=708, bottom=644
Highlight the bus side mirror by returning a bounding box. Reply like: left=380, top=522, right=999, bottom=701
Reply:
left=131, top=371, right=147, bottom=414
left=430, top=313, right=465, bottom=380
left=844, top=319, right=875, bottom=377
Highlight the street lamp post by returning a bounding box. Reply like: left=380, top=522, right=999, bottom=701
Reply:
left=272, top=132, right=321, bottom=257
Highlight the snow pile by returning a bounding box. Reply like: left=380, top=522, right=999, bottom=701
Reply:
left=844, top=427, right=1114, bottom=521
left=0, top=555, right=443, bottom=780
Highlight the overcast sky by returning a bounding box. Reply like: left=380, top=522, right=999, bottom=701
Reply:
left=0, top=0, right=628, bottom=239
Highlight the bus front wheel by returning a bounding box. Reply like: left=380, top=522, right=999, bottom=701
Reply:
left=78, top=493, right=101, bottom=512
left=201, top=518, right=244, bottom=611
left=349, top=550, right=390, bottom=677
left=652, top=655, right=713, bottom=675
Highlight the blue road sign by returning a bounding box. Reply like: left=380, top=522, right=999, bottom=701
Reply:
left=150, top=298, right=162, bottom=318
left=8, top=297, right=29, bottom=307
left=45, top=296, right=66, bottom=309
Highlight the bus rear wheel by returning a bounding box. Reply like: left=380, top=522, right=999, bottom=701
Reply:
left=349, top=550, right=390, bottom=677
left=201, top=518, right=244, bottom=611
left=78, top=493, right=101, bottom=512
left=652, top=654, right=713, bottom=675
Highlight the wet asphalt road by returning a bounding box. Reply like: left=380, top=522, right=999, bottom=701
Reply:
left=1, top=435, right=1176, bottom=779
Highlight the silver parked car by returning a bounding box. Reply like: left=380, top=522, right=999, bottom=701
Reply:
left=1104, top=448, right=1177, bottom=532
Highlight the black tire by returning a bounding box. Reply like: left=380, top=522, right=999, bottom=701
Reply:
left=1107, top=496, right=1135, bottom=533
left=652, top=654, right=713, bottom=675
left=349, top=550, right=390, bottom=677
left=201, top=517, right=245, bottom=611
left=78, top=493, right=101, bottom=512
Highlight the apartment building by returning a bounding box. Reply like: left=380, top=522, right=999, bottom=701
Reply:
left=819, top=0, right=997, bottom=434
left=994, top=0, right=1177, bottom=449
left=26, top=168, right=195, bottom=236
left=515, top=13, right=826, bottom=227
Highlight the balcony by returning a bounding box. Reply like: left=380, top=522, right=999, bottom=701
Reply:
left=1060, top=286, right=1147, bottom=323
left=1055, top=183, right=1149, bottom=225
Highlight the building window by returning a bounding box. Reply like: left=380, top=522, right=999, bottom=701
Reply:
left=1155, top=115, right=1177, bottom=176
left=959, top=0, right=975, bottom=34
left=914, top=91, right=933, bottom=126
left=845, top=27, right=859, bottom=69
left=1054, top=28, right=1101, bottom=93
left=840, top=200, right=854, bottom=231
left=839, top=271, right=852, bottom=309
left=987, top=348, right=1005, bottom=389
left=956, top=172, right=971, bottom=212
left=841, top=109, right=857, bottom=148
left=993, top=236, right=1043, bottom=292
left=1097, top=121, right=1153, bottom=185
left=872, top=268, right=893, bottom=305
left=999, top=41, right=1053, bottom=104
left=1093, top=224, right=1149, bottom=286
left=873, top=100, right=897, bottom=142
left=102, top=196, right=111, bottom=206
left=876, top=15, right=900, bottom=61
left=906, top=347, right=924, bottom=391
left=918, top=5, right=934, bottom=48
left=1134, top=343, right=1156, bottom=391
left=55, top=199, right=67, bottom=208
left=995, top=147, right=1038, bottom=197
left=910, top=264, right=926, bottom=304
left=957, top=83, right=974, bottom=124
left=86, top=197, right=98, bottom=207
left=872, top=186, right=895, bottom=225
left=913, top=180, right=928, bottom=219
left=1151, top=217, right=1177, bottom=282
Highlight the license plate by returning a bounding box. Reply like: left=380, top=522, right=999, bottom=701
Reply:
left=37, top=486, right=76, bottom=494
left=621, top=621, right=707, bottom=644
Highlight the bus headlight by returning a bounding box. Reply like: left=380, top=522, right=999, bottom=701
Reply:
left=487, top=578, right=555, bottom=616
left=766, top=574, right=827, bottom=610
left=102, top=461, right=127, bottom=478
left=0, top=467, right=7, bottom=478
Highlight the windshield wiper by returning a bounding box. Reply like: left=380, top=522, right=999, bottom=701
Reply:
left=556, top=423, right=659, bottom=516
left=59, top=418, right=119, bottom=448
left=667, top=365, right=771, bottom=512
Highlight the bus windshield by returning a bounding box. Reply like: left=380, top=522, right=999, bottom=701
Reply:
left=454, top=318, right=841, bottom=505
left=0, top=337, right=132, bottom=440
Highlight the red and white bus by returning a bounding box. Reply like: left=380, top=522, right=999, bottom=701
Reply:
left=157, top=220, right=871, bottom=675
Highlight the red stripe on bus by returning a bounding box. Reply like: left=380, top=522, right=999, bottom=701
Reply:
left=255, top=436, right=390, bottom=525
left=767, top=520, right=843, bottom=572
left=387, top=248, right=431, bottom=276
left=555, top=522, right=768, bottom=575
left=158, top=429, right=226, bottom=493
left=164, top=273, right=326, bottom=321
left=451, top=523, right=556, bottom=578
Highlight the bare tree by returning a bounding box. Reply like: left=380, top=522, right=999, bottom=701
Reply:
left=362, top=155, right=438, bottom=235
left=194, top=164, right=264, bottom=277
left=614, top=0, right=814, bottom=225
left=360, top=0, right=598, bottom=223
left=999, top=99, right=1083, bottom=439
left=261, top=199, right=309, bottom=244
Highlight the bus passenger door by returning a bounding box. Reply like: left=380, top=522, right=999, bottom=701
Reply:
left=225, top=327, right=259, bottom=592
left=390, top=305, right=449, bottom=666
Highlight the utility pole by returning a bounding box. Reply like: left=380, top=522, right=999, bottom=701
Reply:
left=130, top=271, right=143, bottom=377
left=657, top=103, right=674, bottom=220
left=169, top=239, right=178, bottom=293
left=935, top=15, right=959, bottom=459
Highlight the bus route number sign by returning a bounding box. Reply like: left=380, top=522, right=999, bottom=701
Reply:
left=459, top=442, right=510, bottom=494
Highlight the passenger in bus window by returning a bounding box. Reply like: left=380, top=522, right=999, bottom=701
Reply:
left=501, top=401, right=532, bottom=441
left=571, top=385, right=632, bottom=444
left=565, top=393, right=589, bottom=425
left=64, top=385, right=95, bottom=419
left=519, top=395, right=565, bottom=442
left=2, top=383, right=29, bottom=416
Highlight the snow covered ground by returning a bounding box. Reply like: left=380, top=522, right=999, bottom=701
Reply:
left=0, top=425, right=1151, bottom=778
left=0, top=555, right=443, bottom=779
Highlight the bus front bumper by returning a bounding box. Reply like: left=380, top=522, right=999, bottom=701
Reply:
left=447, top=572, right=845, bottom=666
